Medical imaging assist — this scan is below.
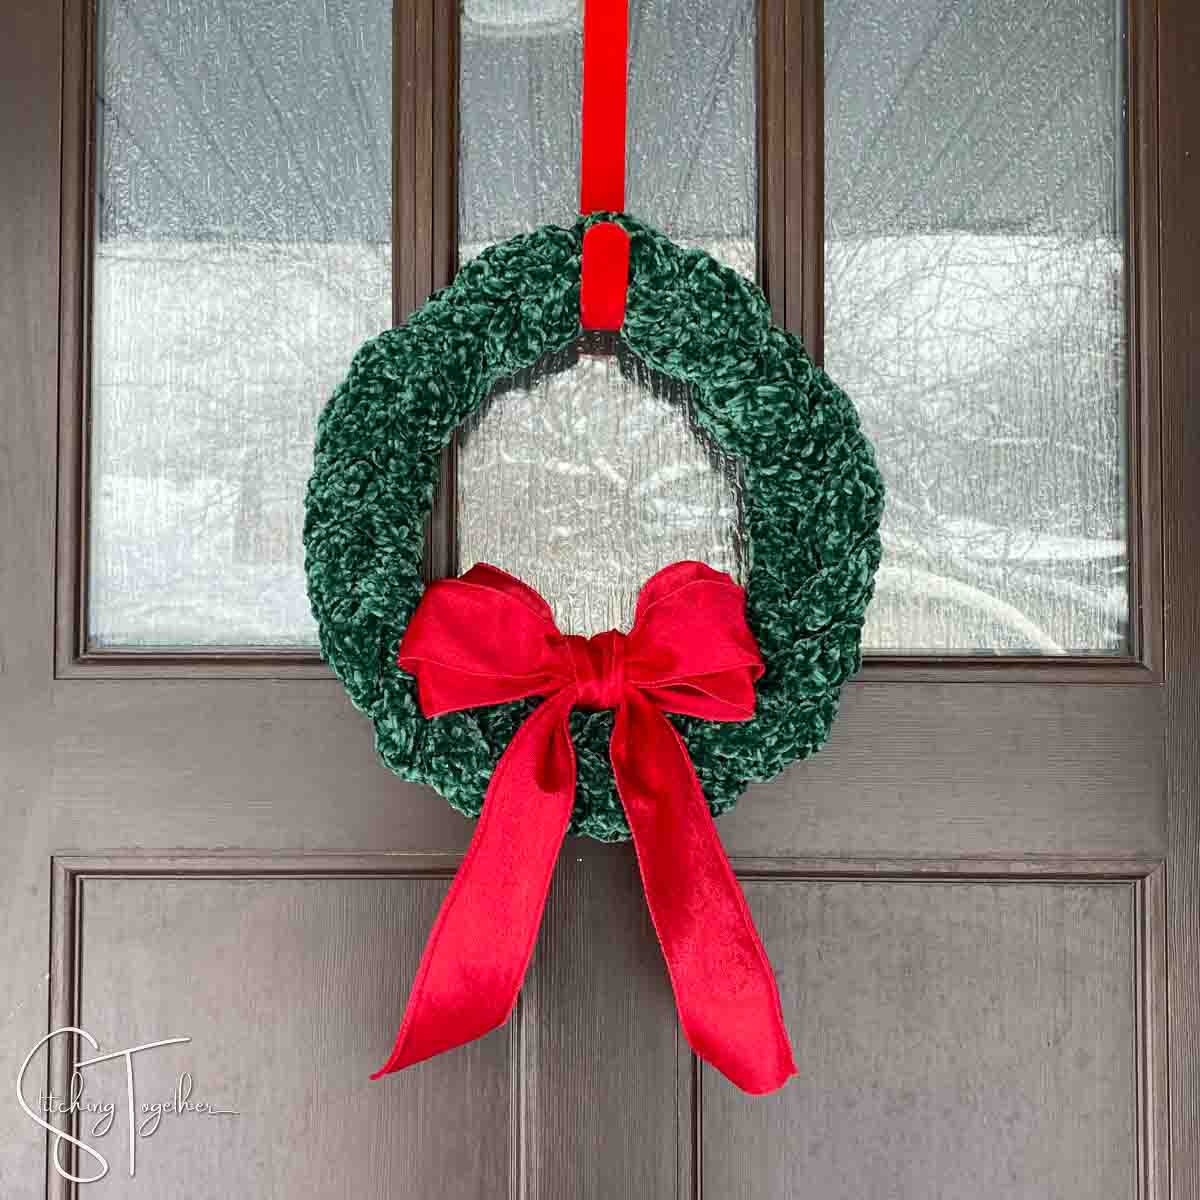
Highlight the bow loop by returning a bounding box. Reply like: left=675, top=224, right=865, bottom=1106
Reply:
left=624, top=562, right=764, bottom=720
left=398, top=564, right=571, bottom=715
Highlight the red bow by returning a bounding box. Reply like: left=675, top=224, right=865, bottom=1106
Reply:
left=372, top=561, right=797, bottom=1095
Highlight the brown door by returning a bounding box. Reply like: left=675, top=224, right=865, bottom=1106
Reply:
left=3, top=1, right=1198, bottom=1197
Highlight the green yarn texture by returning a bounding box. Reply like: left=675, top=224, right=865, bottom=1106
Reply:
left=304, top=213, right=885, bottom=842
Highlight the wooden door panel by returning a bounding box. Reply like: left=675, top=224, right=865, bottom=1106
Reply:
left=49, top=854, right=697, bottom=1199
left=45, top=677, right=1163, bottom=859
left=722, top=684, right=1165, bottom=860
left=525, top=853, right=684, bottom=1200
left=703, top=879, right=1140, bottom=1199
left=55, top=866, right=513, bottom=1198
left=48, top=682, right=465, bottom=849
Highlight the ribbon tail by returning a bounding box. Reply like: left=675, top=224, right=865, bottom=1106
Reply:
left=611, top=692, right=798, bottom=1095
left=372, top=693, right=576, bottom=1078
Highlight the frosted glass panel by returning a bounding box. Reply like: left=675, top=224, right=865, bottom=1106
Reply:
left=460, top=0, right=755, bottom=270
left=457, top=0, right=755, bottom=632
left=458, top=336, right=747, bottom=634
left=88, top=0, right=391, bottom=648
left=826, top=0, right=1129, bottom=654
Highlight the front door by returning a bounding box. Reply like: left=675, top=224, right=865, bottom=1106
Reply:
left=3, top=1, right=1198, bottom=1197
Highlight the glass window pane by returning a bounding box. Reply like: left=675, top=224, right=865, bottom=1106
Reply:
left=460, top=0, right=756, bottom=271
left=457, top=335, right=747, bottom=635
left=825, top=0, right=1129, bottom=654
left=456, top=0, right=756, bottom=633
left=88, top=0, right=391, bottom=648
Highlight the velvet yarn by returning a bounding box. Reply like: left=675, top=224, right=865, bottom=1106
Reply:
left=304, top=213, right=885, bottom=841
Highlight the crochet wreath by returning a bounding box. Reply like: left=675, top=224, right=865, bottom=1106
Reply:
left=304, top=212, right=885, bottom=841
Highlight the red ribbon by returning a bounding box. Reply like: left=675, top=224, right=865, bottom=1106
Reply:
left=580, top=0, right=627, bottom=215
left=579, top=0, right=631, bottom=330
left=372, top=562, right=797, bottom=1095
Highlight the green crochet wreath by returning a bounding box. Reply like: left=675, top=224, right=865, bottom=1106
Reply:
left=304, top=213, right=884, bottom=841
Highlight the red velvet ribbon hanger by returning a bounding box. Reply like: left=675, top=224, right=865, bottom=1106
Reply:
left=578, top=0, right=631, bottom=330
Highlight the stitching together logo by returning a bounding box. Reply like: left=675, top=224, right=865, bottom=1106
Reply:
left=15, top=1027, right=239, bottom=1184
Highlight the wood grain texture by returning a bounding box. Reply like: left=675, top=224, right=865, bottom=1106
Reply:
left=392, top=0, right=416, bottom=324
left=425, top=0, right=459, bottom=583
left=757, top=0, right=790, bottom=328
left=47, top=681, right=475, bottom=852
left=1159, top=0, right=1200, bottom=1195
left=794, top=0, right=823, bottom=359
left=1125, top=0, right=1164, bottom=677
left=718, top=681, right=1165, bottom=860
left=64, top=874, right=511, bottom=1199
left=424, top=0, right=459, bottom=584
left=1137, top=866, right=1169, bottom=1200
left=412, top=0, right=435, bottom=310
left=52, top=0, right=91, bottom=676
left=523, top=850, right=683, bottom=1200
left=702, top=880, right=1138, bottom=1200
left=0, top=0, right=61, bottom=1192
left=39, top=678, right=1164, bottom=860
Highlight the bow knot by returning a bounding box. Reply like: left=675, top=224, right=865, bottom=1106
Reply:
left=566, top=629, right=626, bottom=710
left=373, top=561, right=797, bottom=1095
